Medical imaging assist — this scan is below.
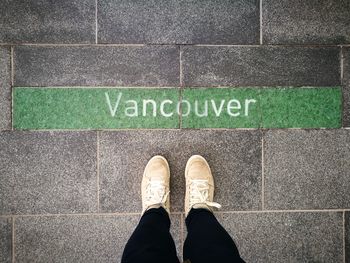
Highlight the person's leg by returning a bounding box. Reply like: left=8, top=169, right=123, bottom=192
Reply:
left=183, top=155, right=244, bottom=263
left=121, top=156, right=179, bottom=263
left=122, top=207, right=179, bottom=263
left=183, top=208, right=244, bottom=263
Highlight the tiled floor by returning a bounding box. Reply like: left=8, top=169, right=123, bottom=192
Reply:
left=1, top=0, right=350, bottom=262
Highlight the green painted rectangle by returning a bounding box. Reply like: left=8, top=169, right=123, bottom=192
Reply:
left=182, top=87, right=342, bottom=128
left=14, top=87, right=341, bottom=129
left=181, top=88, right=261, bottom=128
left=260, top=88, right=341, bottom=128
left=14, top=88, right=180, bottom=129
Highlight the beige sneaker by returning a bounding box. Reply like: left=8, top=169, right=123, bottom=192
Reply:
left=141, top=155, right=170, bottom=215
left=185, top=155, right=221, bottom=217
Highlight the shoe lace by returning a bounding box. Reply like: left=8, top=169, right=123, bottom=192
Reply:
left=145, top=180, right=169, bottom=208
left=189, top=179, right=221, bottom=210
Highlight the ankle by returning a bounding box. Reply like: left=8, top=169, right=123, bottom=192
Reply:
left=185, top=203, right=213, bottom=217
left=192, top=203, right=212, bottom=211
left=143, top=204, right=169, bottom=215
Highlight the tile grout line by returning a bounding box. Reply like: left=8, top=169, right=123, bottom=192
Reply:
left=10, top=46, right=14, bottom=86
left=179, top=46, right=183, bottom=129
left=341, top=46, right=344, bottom=85
left=343, top=211, right=346, bottom=263
left=96, top=131, right=100, bottom=212
left=261, top=134, right=265, bottom=210
left=179, top=45, right=183, bottom=87
left=180, top=213, right=184, bottom=255
left=340, top=46, right=344, bottom=128
left=18, top=86, right=178, bottom=89
left=8, top=127, right=345, bottom=132
left=0, top=43, right=146, bottom=47
left=0, top=212, right=185, bottom=218
left=10, top=46, right=15, bottom=87
left=2, top=209, right=349, bottom=218
left=215, top=209, right=350, bottom=213
left=10, top=46, right=14, bottom=131
left=95, top=0, right=98, bottom=44
left=11, top=86, right=343, bottom=89
left=178, top=89, right=183, bottom=129
left=259, top=0, right=263, bottom=44
left=11, top=218, right=15, bottom=263
left=4, top=212, right=142, bottom=217
left=0, top=43, right=347, bottom=47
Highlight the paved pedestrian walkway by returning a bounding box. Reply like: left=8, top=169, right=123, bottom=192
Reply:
left=0, top=0, right=350, bottom=262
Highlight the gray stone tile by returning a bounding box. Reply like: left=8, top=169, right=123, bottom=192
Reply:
left=264, top=130, right=350, bottom=210
left=0, top=217, right=12, bottom=263
left=99, top=130, right=262, bottom=213
left=98, top=0, right=259, bottom=44
left=346, top=212, right=350, bottom=263
left=215, top=211, right=343, bottom=262
left=182, top=46, right=340, bottom=87
left=0, top=131, right=97, bottom=215
left=14, top=215, right=136, bottom=263
left=344, top=84, right=350, bottom=127
left=262, top=0, right=350, bottom=44
left=343, top=47, right=350, bottom=127
left=0, top=47, right=11, bottom=130
left=170, top=214, right=183, bottom=260
left=15, top=214, right=182, bottom=262
left=14, top=46, right=179, bottom=87
left=0, top=0, right=95, bottom=44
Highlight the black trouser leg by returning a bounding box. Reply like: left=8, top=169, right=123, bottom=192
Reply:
left=121, top=207, right=180, bottom=263
left=183, top=208, right=245, bottom=263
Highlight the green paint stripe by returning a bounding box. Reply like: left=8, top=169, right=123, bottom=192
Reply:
left=181, top=88, right=261, bottom=128
left=182, top=87, right=342, bottom=128
left=260, top=88, right=341, bottom=128
left=14, top=87, right=341, bottom=129
left=14, top=88, right=180, bottom=129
